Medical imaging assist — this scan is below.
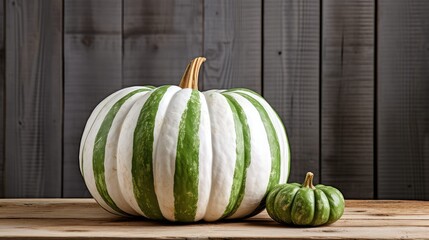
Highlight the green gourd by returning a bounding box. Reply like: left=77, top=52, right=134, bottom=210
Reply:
left=266, top=172, right=344, bottom=226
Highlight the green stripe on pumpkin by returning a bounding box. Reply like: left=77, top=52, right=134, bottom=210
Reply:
left=132, top=86, right=170, bottom=220
left=144, top=86, right=157, bottom=89
left=221, top=94, right=252, bottom=219
left=174, top=90, right=201, bottom=222
left=224, top=88, right=260, bottom=96
left=274, top=109, right=291, bottom=183
left=82, top=87, right=153, bottom=176
left=93, top=88, right=150, bottom=215
left=219, top=96, right=245, bottom=218
left=234, top=92, right=281, bottom=217
left=232, top=88, right=291, bottom=183
left=237, top=91, right=281, bottom=190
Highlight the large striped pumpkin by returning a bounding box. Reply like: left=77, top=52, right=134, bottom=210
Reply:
left=80, top=57, right=290, bottom=222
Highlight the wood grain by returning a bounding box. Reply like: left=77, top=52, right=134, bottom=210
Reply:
left=63, top=0, right=123, bottom=197
left=203, top=0, right=261, bottom=92
left=123, top=0, right=203, bottom=87
left=4, top=0, right=63, bottom=197
left=321, top=0, right=375, bottom=198
left=0, top=199, right=114, bottom=219
left=264, top=0, right=320, bottom=183
left=0, top=0, right=5, bottom=197
left=0, top=199, right=428, bottom=239
left=377, top=0, right=429, bottom=200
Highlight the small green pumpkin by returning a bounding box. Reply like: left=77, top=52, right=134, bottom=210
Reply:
left=266, top=172, right=344, bottom=226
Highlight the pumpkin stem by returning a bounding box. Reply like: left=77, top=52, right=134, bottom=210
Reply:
left=179, top=57, right=206, bottom=90
left=303, top=172, right=316, bottom=189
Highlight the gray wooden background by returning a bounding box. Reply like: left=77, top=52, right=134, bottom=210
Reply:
left=1, top=0, right=428, bottom=199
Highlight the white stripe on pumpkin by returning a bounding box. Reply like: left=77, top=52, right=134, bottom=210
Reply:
left=82, top=87, right=143, bottom=215
left=116, top=91, right=153, bottom=217
left=154, top=89, right=193, bottom=221
left=194, top=92, right=212, bottom=221
left=104, top=90, right=149, bottom=215
left=233, top=89, right=290, bottom=184
left=79, top=87, right=143, bottom=174
left=203, top=91, right=237, bottom=221
left=223, top=92, right=271, bottom=219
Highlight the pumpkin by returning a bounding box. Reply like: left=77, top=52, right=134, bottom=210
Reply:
left=266, top=172, right=344, bottom=226
left=79, top=57, right=290, bottom=222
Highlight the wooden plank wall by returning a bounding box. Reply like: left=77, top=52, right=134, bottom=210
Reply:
left=321, top=0, right=375, bottom=198
left=1, top=0, right=428, bottom=200
left=203, top=0, right=261, bottom=92
left=0, top=0, right=4, bottom=197
left=123, top=0, right=203, bottom=87
left=4, top=0, right=63, bottom=197
left=264, top=0, right=320, bottom=184
left=63, top=0, right=123, bottom=197
left=378, top=0, right=429, bottom=200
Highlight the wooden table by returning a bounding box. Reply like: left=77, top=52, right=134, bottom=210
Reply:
left=0, top=199, right=428, bottom=239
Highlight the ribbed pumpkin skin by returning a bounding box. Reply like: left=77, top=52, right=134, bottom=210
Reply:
left=266, top=182, right=344, bottom=226
left=79, top=86, right=290, bottom=222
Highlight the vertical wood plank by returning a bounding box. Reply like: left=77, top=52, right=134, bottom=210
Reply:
left=123, top=0, right=203, bottom=87
left=5, top=0, right=63, bottom=197
left=378, top=0, right=429, bottom=200
left=0, top=0, right=4, bottom=197
left=203, top=0, right=261, bottom=92
left=264, top=0, right=320, bottom=183
left=64, top=0, right=122, bottom=197
left=321, top=0, right=374, bottom=198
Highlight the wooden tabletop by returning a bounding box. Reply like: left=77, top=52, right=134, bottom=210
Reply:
left=0, top=199, right=428, bottom=239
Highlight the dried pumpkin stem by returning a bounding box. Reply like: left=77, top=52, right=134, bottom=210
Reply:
left=179, top=57, right=206, bottom=90
left=303, top=172, right=316, bottom=189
